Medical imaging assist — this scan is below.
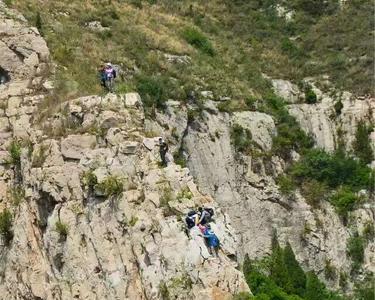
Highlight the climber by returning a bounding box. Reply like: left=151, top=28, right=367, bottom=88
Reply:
left=202, top=224, right=220, bottom=257
left=98, top=64, right=106, bottom=87
left=158, top=138, right=169, bottom=167
left=197, top=207, right=214, bottom=225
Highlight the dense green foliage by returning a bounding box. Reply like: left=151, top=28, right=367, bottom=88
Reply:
left=241, top=237, right=345, bottom=300
left=283, top=148, right=373, bottom=217
left=290, top=149, right=373, bottom=190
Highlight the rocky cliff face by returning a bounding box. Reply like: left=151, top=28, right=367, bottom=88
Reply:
left=0, top=3, right=373, bottom=299
left=148, top=93, right=374, bottom=292
left=0, top=5, right=249, bottom=300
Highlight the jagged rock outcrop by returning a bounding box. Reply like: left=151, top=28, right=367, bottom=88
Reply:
left=0, top=92, right=250, bottom=300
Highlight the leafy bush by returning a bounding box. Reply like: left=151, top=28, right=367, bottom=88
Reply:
left=330, top=188, right=358, bottom=219
left=300, top=179, right=328, bottom=208
left=334, top=100, right=343, bottom=115
left=82, top=170, right=98, bottom=189
left=182, top=27, right=215, bottom=56
left=231, top=124, right=252, bottom=153
left=136, top=75, right=167, bottom=111
left=347, top=233, right=365, bottom=272
left=290, top=149, right=373, bottom=190
left=304, top=87, right=317, bottom=104
left=55, top=220, right=69, bottom=240
left=176, top=186, right=193, bottom=201
left=96, top=176, right=123, bottom=197
left=277, top=175, right=296, bottom=196
left=0, top=209, right=13, bottom=246
left=353, top=121, right=373, bottom=164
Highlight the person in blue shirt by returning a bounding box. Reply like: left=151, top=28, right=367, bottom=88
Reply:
left=202, top=224, right=220, bottom=257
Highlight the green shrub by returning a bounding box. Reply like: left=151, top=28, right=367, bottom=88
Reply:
left=96, top=176, right=123, bottom=197
left=176, top=186, right=193, bottom=201
left=55, top=220, right=69, bottom=240
left=182, top=27, right=215, bottom=56
left=334, top=100, right=343, bottom=115
left=300, top=179, right=328, bottom=208
left=0, top=209, right=13, bottom=246
left=277, top=175, right=296, bottom=197
left=347, top=233, right=365, bottom=272
left=231, top=124, right=252, bottom=153
left=305, top=87, right=317, bottom=104
left=136, top=75, right=172, bottom=111
left=353, top=121, right=373, bottom=164
left=82, top=170, right=98, bottom=189
left=330, top=188, right=358, bottom=219
left=290, top=149, right=373, bottom=190
left=8, top=140, right=22, bottom=167
left=173, top=148, right=187, bottom=168
left=159, top=187, right=176, bottom=216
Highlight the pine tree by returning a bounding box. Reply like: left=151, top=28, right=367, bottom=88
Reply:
left=283, top=243, right=306, bottom=297
left=305, top=272, right=327, bottom=300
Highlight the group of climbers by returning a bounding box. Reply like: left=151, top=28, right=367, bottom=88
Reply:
left=186, top=207, right=220, bottom=257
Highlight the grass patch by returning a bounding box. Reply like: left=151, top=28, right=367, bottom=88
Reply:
left=55, top=220, right=69, bottom=241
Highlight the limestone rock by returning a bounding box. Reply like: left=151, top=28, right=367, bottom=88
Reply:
left=61, top=135, right=97, bottom=160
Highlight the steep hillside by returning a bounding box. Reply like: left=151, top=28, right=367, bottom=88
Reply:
left=0, top=1, right=374, bottom=300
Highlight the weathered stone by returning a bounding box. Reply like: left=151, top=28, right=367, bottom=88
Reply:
left=61, top=135, right=97, bottom=159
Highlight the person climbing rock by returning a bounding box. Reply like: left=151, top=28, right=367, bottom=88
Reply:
left=158, top=137, right=169, bottom=167
left=202, top=224, right=220, bottom=257
left=197, top=207, right=213, bottom=225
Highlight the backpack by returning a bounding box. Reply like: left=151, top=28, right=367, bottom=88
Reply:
left=185, top=215, right=195, bottom=229
left=204, top=208, right=214, bottom=217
